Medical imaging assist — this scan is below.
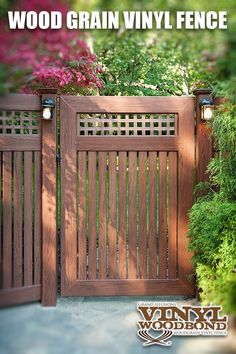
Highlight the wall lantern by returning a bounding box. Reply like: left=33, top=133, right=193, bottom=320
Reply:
left=199, top=97, right=214, bottom=121
left=42, top=98, right=55, bottom=120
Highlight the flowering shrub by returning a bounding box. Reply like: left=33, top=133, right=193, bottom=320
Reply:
left=0, top=0, right=103, bottom=94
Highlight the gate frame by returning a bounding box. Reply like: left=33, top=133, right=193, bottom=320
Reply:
left=59, top=96, right=195, bottom=297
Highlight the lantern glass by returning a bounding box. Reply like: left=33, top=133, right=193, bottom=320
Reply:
left=41, top=97, right=55, bottom=120
left=201, top=105, right=214, bottom=120
left=42, top=107, right=52, bottom=120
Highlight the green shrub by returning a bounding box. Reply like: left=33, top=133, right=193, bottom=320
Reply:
left=189, top=200, right=236, bottom=315
left=189, top=110, right=236, bottom=316
left=208, top=100, right=236, bottom=202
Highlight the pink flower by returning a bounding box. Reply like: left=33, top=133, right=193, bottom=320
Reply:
left=0, top=0, right=103, bottom=94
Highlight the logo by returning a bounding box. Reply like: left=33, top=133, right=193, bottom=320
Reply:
left=137, top=302, right=228, bottom=347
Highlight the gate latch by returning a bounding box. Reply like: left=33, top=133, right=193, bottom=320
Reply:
left=56, top=153, right=61, bottom=165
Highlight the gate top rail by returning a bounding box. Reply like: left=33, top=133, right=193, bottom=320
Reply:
left=61, top=95, right=193, bottom=114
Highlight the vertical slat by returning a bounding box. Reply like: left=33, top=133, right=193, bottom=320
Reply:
left=158, top=152, right=167, bottom=279
left=118, top=152, right=127, bottom=279
left=2, top=152, right=12, bottom=289
left=149, top=152, right=157, bottom=279
left=98, top=152, right=106, bottom=279
left=138, top=152, right=147, bottom=279
left=13, top=152, right=22, bottom=287
left=78, top=151, right=87, bottom=280
left=34, top=152, right=41, bottom=285
left=128, top=152, right=137, bottom=279
left=24, top=151, right=32, bottom=286
left=88, top=151, right=96, bottom=279
left=108, top=152, right=117, bottom=279
left=168, top=152, right=177, bottom=279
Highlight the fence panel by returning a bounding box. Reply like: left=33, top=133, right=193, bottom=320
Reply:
left=0, top=94, right=42, bottom=307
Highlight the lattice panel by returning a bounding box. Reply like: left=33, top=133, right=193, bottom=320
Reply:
left=0, top=110, right=40, bottom=135
left=77, top=113, right=177, bottom=136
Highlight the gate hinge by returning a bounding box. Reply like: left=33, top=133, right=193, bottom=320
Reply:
left=56, top=153, right=61, bottom=165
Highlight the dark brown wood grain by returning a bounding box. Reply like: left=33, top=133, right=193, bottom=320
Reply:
left=61, top=95, right=192, bottom=114
left=78, top=151, right=87, bottom=280
left=118, top=152, right=127, bottom=279
left=0, top=94, right=196, bottom=301
left=69, top=279, right=195, bottom=296
left=148, top=152, right=157, bottom=279
left=13, top=152, right=23, bottom=287
left=128, top=152, right=137, bottom=279
left=108, top=152, right=117, bottom=279
left=0, top=285, right=41, bottom=307
left=60, top=96, right=195, bottom=297
left=98, top=152, right=107, bottom=279
left=88, top=151, right=97, bottom=279
left=24, top=151, right=33, bottom=286
left=178, top=98, right=195, bottom=293
left=2, top=152, right=12, bottom=289
left=41, top=93, right=57, bottom=305
left=168, top=152, right=177, bottom=279
left=0, top=94, right=40, bottom=111
left=34, top=151, right=41, bottom=285
left=0, top=136, right=41, bottom=152
left=76, top=136, right=178, bottom=152
left=0, top=94, right=42, bottom=308
left=138, top=152, right=147, bottom=279
left=60, top=97, right=77, bottom=295
left=158, top=152, right=167, bottom=279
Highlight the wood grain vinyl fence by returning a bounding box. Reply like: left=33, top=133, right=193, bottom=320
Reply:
left=0, top=92, right=214, bottom=306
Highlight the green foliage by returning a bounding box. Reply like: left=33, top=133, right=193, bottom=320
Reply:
left=189, top=117, right=236, bottom=316
left=207, top=102, right=236, bottom=202
left=0, top=0, right=12, bottom=18
left=189, top=200, right=236, bottom=315
left=72, top=0, right=236, bottom=13
left=95, top=31, right=215, bottom=96
left=207, top=24, right=236, bottom=202
left=189, top=201, right=236, bottom=266
left=0, top=63, right=13, bottom=94
left=87, top=0, right=234, bottom=96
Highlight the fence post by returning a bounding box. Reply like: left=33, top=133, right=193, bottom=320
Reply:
left=39, top=88, right=58, bottom=306
left=194, top=89, right=214, bottom=193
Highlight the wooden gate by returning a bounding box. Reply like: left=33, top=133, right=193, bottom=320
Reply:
left=60, top=96, right=195, bottom=296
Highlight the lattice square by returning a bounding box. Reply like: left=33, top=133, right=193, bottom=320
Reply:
left=77, top=113, right=177, bottom=136
left=0, top=110, right=40, bottom=135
